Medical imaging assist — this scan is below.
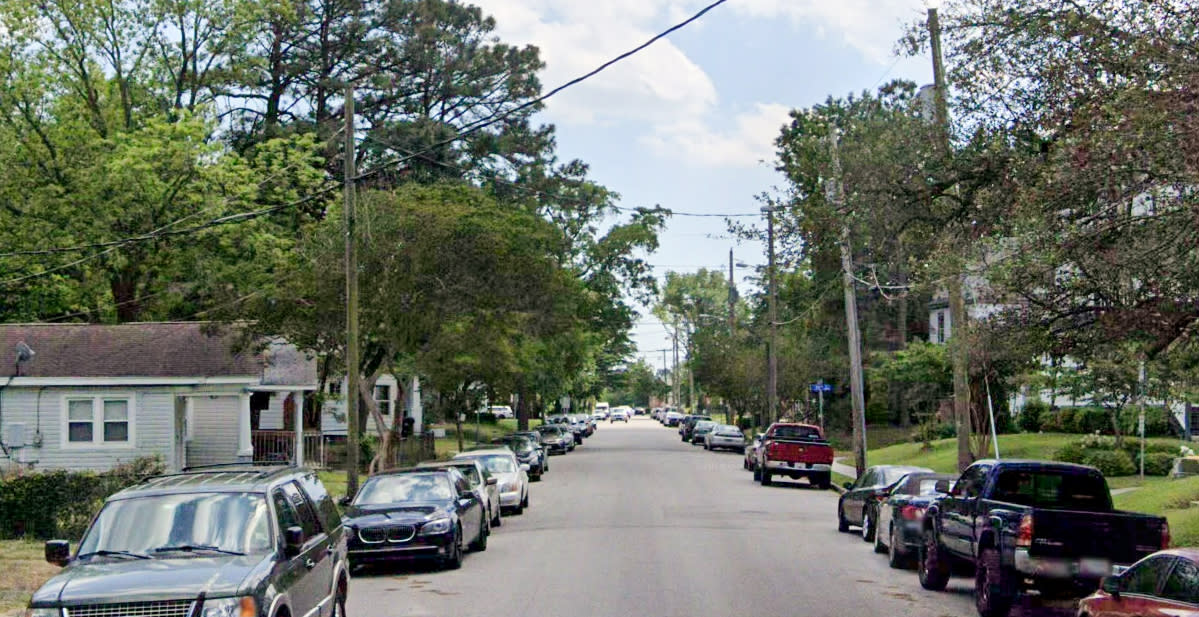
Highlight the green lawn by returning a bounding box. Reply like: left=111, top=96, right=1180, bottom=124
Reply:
left=865, top=433, right=1183, bottom=473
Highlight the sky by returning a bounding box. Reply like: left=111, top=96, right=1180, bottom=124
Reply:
left=470, top=0, right=935, bottom=372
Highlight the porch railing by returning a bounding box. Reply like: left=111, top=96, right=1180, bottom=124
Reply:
left=252, top=430, right=328, bottom=468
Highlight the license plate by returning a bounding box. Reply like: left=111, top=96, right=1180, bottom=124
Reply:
left=1079, top=558, right=1111, bottom=577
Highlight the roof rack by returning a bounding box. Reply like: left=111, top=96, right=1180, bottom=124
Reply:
left=180, top=461, right=295, bottom=472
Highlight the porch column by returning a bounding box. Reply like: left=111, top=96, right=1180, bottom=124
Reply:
left=293, top=392, right=305, bottom=466
left=238, top=392, right=253, bottom=461
left=409, top=376, right=423, bottom=433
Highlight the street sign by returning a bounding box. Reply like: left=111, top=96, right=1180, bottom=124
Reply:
left=810, top=383, right=833, bottom=393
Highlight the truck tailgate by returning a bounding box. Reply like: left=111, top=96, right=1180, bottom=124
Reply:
left=767, top=440, right=833, bottom=464
left=1029, top=509, right=1167, bottom=564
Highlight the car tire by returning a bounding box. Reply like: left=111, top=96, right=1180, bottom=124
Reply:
left=441, top=528, right=463, bottom=570
left=760, top=468, right=772, bottom=486
left=861, top=507, right=874, bottom=542
left=837, top=503, right=850, bottom=533
left=888, top=524, right=907, bottom=569
left=873, top=518, right=887, bottom=554
left=333, top=577, right=347, bottom=617
left=470, top=517, right=489, bottom=552
left=492, top=506, right=502, bottom=527
left=521, top=491, right=529, bottom=509
left=752, top=466, right=762, bottom=482
left=918, top=527, right=950, bottom=591
left=816, top=473, right=831, bottom=490
left=975, top=548, right=1016, bottom=617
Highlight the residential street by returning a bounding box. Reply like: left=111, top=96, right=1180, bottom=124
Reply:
left=346, top=418, right=1073, bottom=617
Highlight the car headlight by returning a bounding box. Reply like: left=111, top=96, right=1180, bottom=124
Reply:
left=201, top=597, right=256, bottom=617
left=419, top=518, right=452, bottom=536
left=27, top=608, right=62, bottom=617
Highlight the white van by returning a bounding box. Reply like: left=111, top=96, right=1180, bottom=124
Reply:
left=594, top=402, right=610, bottom=419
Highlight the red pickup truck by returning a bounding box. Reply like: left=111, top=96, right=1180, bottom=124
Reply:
left=753, top=423, right=834, bottom=489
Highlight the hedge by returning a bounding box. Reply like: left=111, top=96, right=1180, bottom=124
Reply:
left=1054, top=436, right=1180, bottom=476
left=0, top=456, right=164, bottom=540
left=1081, top=449, right=1136, bottom=477
left=1036, top=405, right=1174, bottom=438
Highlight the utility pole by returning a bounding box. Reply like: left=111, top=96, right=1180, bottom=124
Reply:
left=829, top=132, right=868, bottom=477
left=762, top=206, right=779, bottom=425
left=343, top=85, right=361, bottom=497
left=728, top=248, right=736, bottom=332
left=928, top=5, right=973, bottom=473
left=672, top=321, right=681, bottom=410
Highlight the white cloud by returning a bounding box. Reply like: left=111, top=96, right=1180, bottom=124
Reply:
left=643, top=103, right=792, bottom=168
left=471, top=0, right=922, bottom=167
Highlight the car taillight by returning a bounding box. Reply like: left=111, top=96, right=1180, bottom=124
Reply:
left=1162, top=521, right=1172, bottom=549
left=1016, top=514, right=1033, bottom=549
left=900, top=505, right=925, bottom=521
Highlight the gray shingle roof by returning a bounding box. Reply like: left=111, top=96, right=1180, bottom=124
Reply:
left=0, top=323, right=316, bottom=385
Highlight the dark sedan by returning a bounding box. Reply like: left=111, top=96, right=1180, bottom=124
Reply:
left=836, top=464, right=933, bottom=542
left=536, top=425, right=574, bottom=453
left=343, top=468, right=488, bottom=570
left=870, top=471, right=955, bottom=568
left=492, top=434, right=547, bottom=480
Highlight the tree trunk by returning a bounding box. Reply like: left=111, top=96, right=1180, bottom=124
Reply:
left=516, top=386, right=530, bottom=431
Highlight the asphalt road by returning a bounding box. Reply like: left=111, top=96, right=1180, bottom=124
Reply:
left=347, top=418, right=1072, bottom=617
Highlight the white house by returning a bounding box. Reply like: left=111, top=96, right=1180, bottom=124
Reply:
left=0, top=322, right=318, bottom=472
left=316, top=373, right=424, bottom=437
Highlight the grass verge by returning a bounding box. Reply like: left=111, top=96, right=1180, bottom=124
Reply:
left=0, top=539, right=59, bottom=616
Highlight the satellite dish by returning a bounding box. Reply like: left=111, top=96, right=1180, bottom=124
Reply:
left=15, top=342, right=34, bottom=363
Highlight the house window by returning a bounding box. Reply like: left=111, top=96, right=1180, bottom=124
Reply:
left=937, top=311, right=947, bottom=343
left=374, top=385, right=392, bottom=416
left=63, top=395, right=134, bottom=447
left=328, top=381, right=342, bottom=395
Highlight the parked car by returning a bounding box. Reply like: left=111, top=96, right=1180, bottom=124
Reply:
left=918, top=460, right=1170, bottom=617
left=680, top=415, right=713, bottom=442
left=454, top=449, right=530, bottom=515
left=743, top=433, right=765, bottom=470
left=492, top=434, right=547, bottom=480
left=705, top=424, right=746, bottom=452
left=1078, top=548, right=1199, bottom=617
left=594, top=402, right=610, bottom=419
left=689, top=420, right=717, bottom=444
left=838, top=465, right=934, bottom=541
left=488, top=405, right=514, bottom=419
left=537, top=424, right=574, bottom=453
left=512, top=430, right=550, bottom=473
left=610, top=409, right=629, bottom=423
left=343, top=467, right=488, bottom=570
left=416, top=459, right=503, bottom=528
left=754, top=422, right=835, bottom=489
left=634, top=407, right=646, bottom=415
left=664, top=410, right=684, bottom=426
left=31, top=466, right=349, bottom=617
left=871, top=472, right=956, bottom=568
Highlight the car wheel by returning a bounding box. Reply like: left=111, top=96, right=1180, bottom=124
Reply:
left=752, top=466, right=762, bottom=482
left=976, top=548, right=1016, bottom=617
left=441, top=528, right=463, bottom=570
left=521, top=490, right=529, bottom=509
left=837, top=503, right=850, bottom=533
left=492, top=505, right=502, bottom=527
left=873, top=518, right=887, bottom=554
left=760, top=468, right=772, bottom=486
left=333, top=577, right=347, bottom=617
left=861, top=506, right=875, bottom=542
left=918, top=528, right=950, bottom=591
left=470, top=517, right=489, bottom=552
left=888, top=524, right=906, bottom=569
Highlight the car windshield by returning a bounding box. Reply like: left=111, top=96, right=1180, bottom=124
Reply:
left=991, top=470, right=1112, bottom=511
left=717, top=426, right=741, bottom=434
left=77, top=492, right=272, bottom=557
left=695, top=421, right=715, bottom=431
left=464, top=455, right=516, bottom=473
left=881, top=468, right=925, bottom=485
left=356, top=474, right=454, bottom=505
left=452, top=465, right=481, bottom=486
left=772, top=425, right=821, bottom=440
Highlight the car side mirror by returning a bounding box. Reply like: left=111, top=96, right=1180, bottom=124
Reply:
left=45, top=540, right=70, bottom=566
left=283, top=526, right=306, bottom=558
left=1101, top=575, right=1121, bottom=600
left=338, top=496, right=352, bottom=507
left=486, top=477, right=498, bottom=486
left=519, top=463, right=530, bottom=472
left=458, top=496, right=475, bottom=508
left=934, top=480, right=951, bottom=494
left=842, top=482, right=854, bottom=491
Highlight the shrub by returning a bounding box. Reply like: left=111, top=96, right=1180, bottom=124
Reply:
left=1119, top=406, right=1174, bottom=438
left=911, top=422, right=956, bottom=443
left=1137, top=452, right=1175, bottom=476
left=0, top=456, right=165, bottom=540
left=994, top=409, right=1017, bottom=434
left=1054, top=441, right=1087, bottom=465
left=1018, top=401, right=1047, bottom=433
left=1081, top=449, right=1136, bottom=477
left=1073, top=407, right=1112, bottom=434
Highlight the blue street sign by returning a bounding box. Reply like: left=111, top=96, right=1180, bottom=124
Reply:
left=810, top=383, right=834, bottom=393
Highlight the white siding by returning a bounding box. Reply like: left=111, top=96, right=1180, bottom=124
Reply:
left=187, top=395, right=241, bottom=467
left=259, top=393, right=286, bottom=430
left=0, top=386, right=174, bottom=472
left=321, top=374, right=402, bottom=435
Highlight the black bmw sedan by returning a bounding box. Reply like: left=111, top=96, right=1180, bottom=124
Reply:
left=342, top=468, right=489, bottom=571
